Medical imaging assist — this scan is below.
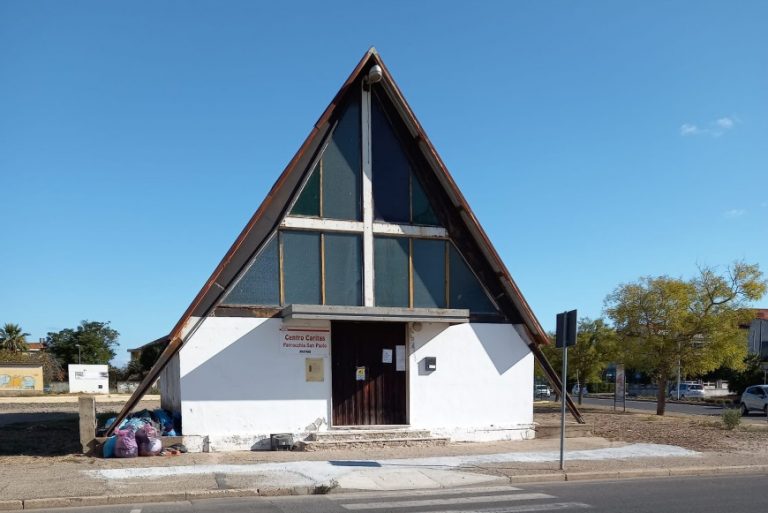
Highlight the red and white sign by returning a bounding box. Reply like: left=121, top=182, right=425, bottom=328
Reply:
left=279, top=327, right=330, bottom=356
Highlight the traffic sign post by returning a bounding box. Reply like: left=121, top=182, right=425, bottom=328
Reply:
left=556, top=309, right=577, bottom=471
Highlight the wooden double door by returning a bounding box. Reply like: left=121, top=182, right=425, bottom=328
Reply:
left=331, top=321, right=406, bottom=426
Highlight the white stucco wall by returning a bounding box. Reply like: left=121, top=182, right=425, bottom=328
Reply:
left=176, top=317, right=534, bottom=451
left=179, top=317, right=332, bottom=451
left=408, top=322, right=534, bottom=441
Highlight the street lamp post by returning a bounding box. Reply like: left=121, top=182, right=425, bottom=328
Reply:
left=75, top=344, right=81, bottom=365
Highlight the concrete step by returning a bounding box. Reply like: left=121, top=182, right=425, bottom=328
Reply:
left=294, top=436, right=450, bottom=451
left=534, top=423, right=592, bottom=439
left=306, top=429, right=432, bottom=442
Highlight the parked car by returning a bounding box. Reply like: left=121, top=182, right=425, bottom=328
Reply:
left=534, top=384, right=552, bottom=399
left=669, top=383, right=705, bottom=399
left=739, top=385, right=768, bottom=416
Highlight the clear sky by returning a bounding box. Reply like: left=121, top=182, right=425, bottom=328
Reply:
left=1, top=1, right=765, bottom=366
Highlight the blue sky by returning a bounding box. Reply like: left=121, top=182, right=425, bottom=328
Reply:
left=1, top=1, right=765, bottom=365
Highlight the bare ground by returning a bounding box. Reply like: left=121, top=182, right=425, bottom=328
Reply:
left=0, top=399, right=160, bottom=457
left=538, top=406, right=768, bottom=454
left=1, top=400, right=766, bottom=462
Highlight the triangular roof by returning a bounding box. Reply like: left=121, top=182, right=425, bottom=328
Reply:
left=109, top=49, right=582, bottom=433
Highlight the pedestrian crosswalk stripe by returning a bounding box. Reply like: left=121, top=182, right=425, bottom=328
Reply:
left=328, top=485, right=523, bottom=501
left=418, top=503, right=592, bottom=513
left=341, top=492, right=555, bottom=510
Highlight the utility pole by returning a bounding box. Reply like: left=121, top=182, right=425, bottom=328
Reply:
left=559, top=340, right=568, bottom=470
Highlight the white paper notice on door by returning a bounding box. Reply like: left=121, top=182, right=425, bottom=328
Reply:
left=382, top=348, right=393, bottom=364
left=395, top=345, right=406, bottom=371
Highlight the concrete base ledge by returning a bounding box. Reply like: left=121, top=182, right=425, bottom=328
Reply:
left=506, top=473, right=566, bottom=484
left=0, top=500, right=23, bottom=511
left=17, top=490, right=256, bottom=511
left=8, top=465, right=768, bottom=510
left=565, top=471, right=620, bottom=481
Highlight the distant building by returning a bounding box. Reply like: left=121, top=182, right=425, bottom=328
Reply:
left=127, top=336, right=169, bottom=362
left=0, top=362, right=44, bottom=392
left=13, top=338, right=47, bottom=355
left=68, top=364, right=109, bottom=394
left=747, top=309, right=768, bottom=360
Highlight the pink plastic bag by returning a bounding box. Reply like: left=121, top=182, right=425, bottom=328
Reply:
left=114, top=428, right=138, bottom=458
left=136, top=425, right=162, bottom=456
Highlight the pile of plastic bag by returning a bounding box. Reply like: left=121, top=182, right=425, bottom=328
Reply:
left=101, top=409, right=181, bottom=458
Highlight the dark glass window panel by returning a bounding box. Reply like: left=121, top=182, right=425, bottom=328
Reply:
left=449, top=245, right=498, bottom=313
left=222, top=237, right=279, bottom=306
left=289, top=165, right=320, bottom=217
left=282, top=231, right=321, bottom=305
left=374, top=237, right=409, bottom=307
left=411, top=175, right=440, bottom=226
left=325, top=233, right=362, bottom=306
left=413, top=239, right=446, bottom=308
left=322, top=98, right=361, bottom=220
left=372, top=96, right=410, bottom=223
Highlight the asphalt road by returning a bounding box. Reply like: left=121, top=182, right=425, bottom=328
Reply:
left=26, top=475, right=768, bottom=513
left=580, top=396, right=768, bottom=423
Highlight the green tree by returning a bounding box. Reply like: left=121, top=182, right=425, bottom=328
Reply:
left=725, top=353, right=765, bottom=396
left=605, top=262, right=766, bottom=415
left=541, top=317, right=617, bottom=404
left=47, top=321, right=119, bottom=366
left=0, top=323, right=30, bottom=352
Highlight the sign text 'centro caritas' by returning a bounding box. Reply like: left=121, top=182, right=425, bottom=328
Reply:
left=280, top=327, right=330, bottom=356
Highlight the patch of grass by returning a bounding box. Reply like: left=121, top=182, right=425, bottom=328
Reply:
left=312, top=480, right=339, bottom=495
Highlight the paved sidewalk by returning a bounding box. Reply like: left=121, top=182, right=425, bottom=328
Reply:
left=1, top=436, right=766, bottom=510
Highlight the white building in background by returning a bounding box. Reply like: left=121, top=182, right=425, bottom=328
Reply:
left=68, top=364, right=109, bottom=394
left=111, top=49, right=576, bottom=452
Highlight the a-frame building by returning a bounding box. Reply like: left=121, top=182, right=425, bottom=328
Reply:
left=111, top=49, right=581, bottom=451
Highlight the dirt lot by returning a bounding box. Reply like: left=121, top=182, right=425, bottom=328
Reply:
left=1, top=400, right=766, bottom=460
left=539, top=405, right=768, bottom=454
left=0, top=399, right=160, bottom=457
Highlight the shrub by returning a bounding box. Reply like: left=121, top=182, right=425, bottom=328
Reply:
left=721, top=408, right=741, bottom=430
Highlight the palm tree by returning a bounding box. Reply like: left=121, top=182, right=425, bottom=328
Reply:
left=0, top=323, right=30, bottom=352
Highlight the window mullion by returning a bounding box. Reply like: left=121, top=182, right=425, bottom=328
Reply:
left=362, top=80, right=375, bottom=306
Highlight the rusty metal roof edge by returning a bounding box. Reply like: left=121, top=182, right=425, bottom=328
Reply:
left=107, top=50, right=378, bottom=435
